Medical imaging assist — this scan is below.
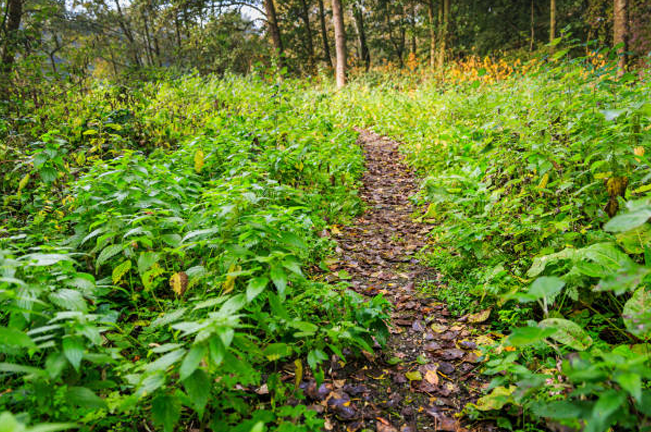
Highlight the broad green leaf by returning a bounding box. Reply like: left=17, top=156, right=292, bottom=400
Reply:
left=63, top=337, right=84, bottom=371
left=474, top=386, right=515, bottom=411
left=604, top=208, right=651, bottom=233
left=307, top=348, right=327, bottom=370
left=21, top=253, right=74, bottom=267
left=270, top=265, right=287, bottom=297
left=183, top=369, right=210, bottom=417
left=144, top=349, right=186, bottom=373
left=506, top=326, right=555, bottom=347
left=616, top=372, right=642, bottom=402
left=96, top=244, right=123, bottom=267
left=616, top=224, right=651, bottom=254
left=539, top=318, right=593, bottom=351
left=623, top=287, right=651, bottom=340
left=49, top=289, right=87, bottom=312
left=527, top=276, right=565, bottom=301
left=151, top=394, right=181, bottom=432
left=112, top=260, right=132, bottom=284
left=246, top=277, right=269, bottom=302
left=180, top=344, right=206, bottom=381
left=66, top=387, right=107, bottom=410
left=137, top=252, right=160, bottom=275
left=263, top=343, right=292, bottom=361
left=0, top=327, right=36, bottom=351
left=527, top=248, right=578, bottom=277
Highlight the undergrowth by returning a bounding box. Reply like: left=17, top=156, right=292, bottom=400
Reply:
left=325, top=47, right=651, bottom=431
left=0, top=75, right=390, bottom=431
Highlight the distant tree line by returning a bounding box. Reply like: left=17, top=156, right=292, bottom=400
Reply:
left=0, top=0, right=649, bottom=93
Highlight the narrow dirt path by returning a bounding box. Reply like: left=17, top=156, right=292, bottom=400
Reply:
left=312, top=130, right=495, bottom=432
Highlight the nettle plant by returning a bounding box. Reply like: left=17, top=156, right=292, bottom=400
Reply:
left=471, top=197, right=651, bottom=431
left=0, top=76, right=390, bottom=431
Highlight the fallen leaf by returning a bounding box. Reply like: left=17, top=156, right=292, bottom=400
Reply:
left=405, top=371, right=422, bottom=381
left=424, top=369, right=439, bottom=385
left=468, top=308, right=492, bottom=323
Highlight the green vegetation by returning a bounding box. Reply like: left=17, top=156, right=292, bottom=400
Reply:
left=326, top=50, right=651, bottom=431
left=3, top=0, right=651, bottom=430
left=0, top=76, right=389, bottom=431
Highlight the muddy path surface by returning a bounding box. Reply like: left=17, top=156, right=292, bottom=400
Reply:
left=304, top=130, right=498, bottom=432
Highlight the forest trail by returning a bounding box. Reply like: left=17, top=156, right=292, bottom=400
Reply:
left=318, top=130, right=495, bottom=432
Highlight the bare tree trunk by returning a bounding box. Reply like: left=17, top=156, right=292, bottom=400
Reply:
left=1, top=0, right=23, bottom=95
left=437, top=0, right=449, bottom=70
left=318, top=0, right=333, bottom=67
left=614, top=0, right=628, bottom=74
left=113, top=0, right=142, bottom=67
left=332, top=0, right=346, bottom=88
left=298, top=0, right=316, bottom=71
left=263, top=0, right=284, bottom=66
left=410, top=1, right=416, bottom=54
left=550, top=0, right=556, bottom=42
left=428, top=0, right=437, bottom=69
left=530, top=0, right=535, bottom=51
left=353, top=4, right=370, bottom=71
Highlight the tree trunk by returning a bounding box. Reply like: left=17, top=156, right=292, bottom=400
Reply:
left=437, top=0, right=449, bottom=70
left=530, top=0, right=535, bottom=51
left=263, top=0, right=284, bottom=65
left=298, top=0, right=316, bottom=71
left=353, top=4, right=370, bottom=71
left=332, top=0, right=346, bottom=88
left=113, top=0, right=142, bottom=67
left=613, top=0, right=628, bottom=73
left=550, top=0, right=556, bottom=42
left=1, top=0, right=23, bottom=95
left=318, top=0, right=333, bottom=67
left=428, top=0, right=437, bottom=69
left=410, top=1, right=417, bottom=55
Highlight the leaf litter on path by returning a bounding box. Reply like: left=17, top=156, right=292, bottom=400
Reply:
left=307, top=130, right=500, bottom=432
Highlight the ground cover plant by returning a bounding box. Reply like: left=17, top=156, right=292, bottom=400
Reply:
left=323, top=48, right=651, bottom=431
left=0, top=75, right=390, bottom=431
left=3, top=0, right=651, bottom=430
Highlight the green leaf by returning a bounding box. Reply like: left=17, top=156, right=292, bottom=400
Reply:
left=539, top=318, right=593, bottom=351
left=96, top=244, right=123, bottom=267
left=180, top=344, right=206, bottom=381
left=66, top=386, right=107, bottom=410
left=616, top=224, right=651, bottom=254
left=589, top=390, right=627, bottom=430
left=606, top=208, right=651, bottom=233
left=151, top=394, right=181, bottom=432
left=474, top=386, right=515, bottom=411
left=527, top=276, right=565, bottom=301
left=527, top=248, right=577, bottom=277
left=112, top=260, right=132, bottom=284
left=616, top=372, right=642, bottom=403
left=63, top=337, right=84, bottom=371
left=137, top=252, right=160, bottom=276
left=183, top=369, right=210, bottom=417
left=307, top=348, right=327, bottom=370
left=579, top=243, right=634, bottom=277
left=506, top=326, right=555, bottom=347
left=246, top=277, right=269, bottom=302
left=21, top=253, right=74, bottom=267
left=0, top=327, right=36, bottom=351
left=263, top=343, right=292, bottom=361
left=49, top=289, right=87, bottom=312
left=144, top=349, right=186, bottom=373
left=270, top=265, right=287, bottom=297
left=623, top=287, right=651, bottom=340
